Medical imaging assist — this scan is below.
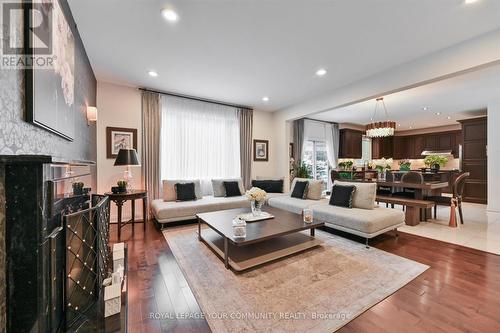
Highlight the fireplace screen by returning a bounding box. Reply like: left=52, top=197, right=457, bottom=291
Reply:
left=64, top=195, right=110, bottom=329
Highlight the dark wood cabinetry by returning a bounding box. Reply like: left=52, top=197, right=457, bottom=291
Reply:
left=339, top=129, right=363, bottom=158
left=372, top=136, right=394, bottom=159
left=391, top=130, right=461, bottom=159
left=458, top=117, right=487, bottom=204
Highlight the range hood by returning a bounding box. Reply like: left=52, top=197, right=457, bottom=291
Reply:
left=421, top=150, right=453, bottom=156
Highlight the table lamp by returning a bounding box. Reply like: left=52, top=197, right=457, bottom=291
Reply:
left=114, top=149, right=140, bottom=191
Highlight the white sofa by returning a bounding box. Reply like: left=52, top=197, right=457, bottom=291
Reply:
left=268, top=180, right=405, bottom=247
left=151, top=178, right=286, bottom=225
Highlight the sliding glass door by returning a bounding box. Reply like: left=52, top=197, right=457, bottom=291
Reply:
left=303, top=140, right=330, bottom=190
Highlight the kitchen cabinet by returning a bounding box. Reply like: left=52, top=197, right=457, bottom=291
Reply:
left=372, top=136, right=393, bottom=159
left=339, top=129, right=363, bottom=158
left=390, top=130, right=461, bottom=159
left=458, top=117, right=487, bottom=204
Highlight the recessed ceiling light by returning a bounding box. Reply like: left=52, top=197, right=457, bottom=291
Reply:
left=409, top=126, right=413, bottom=129
left=422, top=106, right=429, bottom=111
left=161, top=8, right=179, bottom=22
left=398, top=124, right=401, bottom=127
left=315, top=68, right=327, bottom=77
left=148, top=70, right=158, bottom=77
left=435, top=112, right=441, bottom=116
left=464, top=0, right=480, bottom=4
left=447, top=115, right=452, bottom=119
left=262, top=96, right=269, bottom=102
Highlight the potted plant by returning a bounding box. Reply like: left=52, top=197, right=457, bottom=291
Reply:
left=344, top=160, right=354, bottom=170
left=337, top=161, right=346, bottom=170
left=424, top=155, right=448, bottom=171
left=72, top=182, right=84, bottom=195
left=117, top=180, right=128, bottom=193
left=399, top=159, right=411, bottom=171
left=294, top=161, right=311, bottom=179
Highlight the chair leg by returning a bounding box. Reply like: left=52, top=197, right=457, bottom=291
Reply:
left=458, top=203, right=464, bottom=224
left=434, top=205, right=437, bottom=219
left=386, top=203, right=388, bottom=208
left=391, top=204, right=394, bottom=209
left=365, top=238, right=370, bottom=249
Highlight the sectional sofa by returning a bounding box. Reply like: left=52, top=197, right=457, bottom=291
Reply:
left=151, top=178, right=285, bottom=225
left=268, top=179, right=405, bottom=247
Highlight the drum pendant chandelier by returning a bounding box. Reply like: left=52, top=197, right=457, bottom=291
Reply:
left=366, top=97, right=396, bottom=138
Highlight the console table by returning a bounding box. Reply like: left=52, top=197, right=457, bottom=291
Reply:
left=105, top=190, right=148, bottom=240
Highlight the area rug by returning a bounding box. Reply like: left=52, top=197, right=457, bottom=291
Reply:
left=163, top=226, right=428, bottom=333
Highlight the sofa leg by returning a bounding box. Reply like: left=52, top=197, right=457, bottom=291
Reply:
left=394, top=228, right=399, bottom=237
left=365, top=238, right=370, bottom=249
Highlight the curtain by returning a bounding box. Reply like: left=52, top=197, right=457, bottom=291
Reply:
left=326, top=122, right=340, bottom=169
left=160, top=95, right=241, bottom=195
left=141, top=91, right=162, bottom=201
left=293, top=119, right=305, bottom=164
left=238, top=108, right=253, bottom=190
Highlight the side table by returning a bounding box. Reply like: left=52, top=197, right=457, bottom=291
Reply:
left=104, top=190, right=148, bottom=240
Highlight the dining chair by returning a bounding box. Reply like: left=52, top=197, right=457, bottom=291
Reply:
left=426, top=172, right=470, bottom=224
left=331, top=170, right=341, bottom=182
left=377, top=171, right=394, bottom=196
left=392, top=171, right=424, bottom=199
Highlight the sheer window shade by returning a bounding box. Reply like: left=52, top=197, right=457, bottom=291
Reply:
left=160, top=95, right=241, bottom=195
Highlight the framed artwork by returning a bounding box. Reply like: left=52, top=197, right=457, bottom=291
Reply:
left=289, top=143, right=294, bottom=158
left=253, top=139, right=269, bottom=162
left=25, top=0, right=76, bottom=141
left=106, top=127, right=137, bottom=158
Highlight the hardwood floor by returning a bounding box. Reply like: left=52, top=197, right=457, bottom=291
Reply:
left=110, top=221, right=500, bottom=333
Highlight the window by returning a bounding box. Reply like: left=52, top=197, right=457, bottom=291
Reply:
left=303, top=140, right=330, bottom=189
left=160, top=95, right=241, bottom=194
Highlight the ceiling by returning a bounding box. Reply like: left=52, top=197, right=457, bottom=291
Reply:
left=68, top=0, right=500, bottom=111
left=310, top=63, right=499, bottom=130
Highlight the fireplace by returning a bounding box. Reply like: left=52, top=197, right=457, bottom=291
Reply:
left=1, top=155, right=108, bottom=332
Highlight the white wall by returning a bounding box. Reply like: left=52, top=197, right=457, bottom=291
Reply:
left=97, top=81, right=142, bottom=221
left=487, top=102, right=500, bottom=212
left=252, top=110, right=278, bottom=179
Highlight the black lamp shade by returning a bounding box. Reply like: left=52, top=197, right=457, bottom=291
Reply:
left=114, top=149, right=140, bottom=166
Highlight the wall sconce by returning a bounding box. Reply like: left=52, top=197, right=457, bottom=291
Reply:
left=87, top=106, right=98, bottom=125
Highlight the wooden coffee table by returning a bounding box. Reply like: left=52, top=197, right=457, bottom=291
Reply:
left=196, top=207, right=324, bottom=271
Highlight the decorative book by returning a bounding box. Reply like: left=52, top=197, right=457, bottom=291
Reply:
left=237, top=212, right=274, bottom=222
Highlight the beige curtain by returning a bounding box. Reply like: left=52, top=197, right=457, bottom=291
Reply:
left=141, top=91, right=162, bottom=202
left=239, top=108, right=253, bottom=190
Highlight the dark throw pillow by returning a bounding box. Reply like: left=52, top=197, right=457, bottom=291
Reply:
left=223, top=181, right=242, bottom=197
left=291, top=181, right=309, bottom=199
left=175, top=182, right=197, bottom=201
left=329, top=184, right=356, bottom=208
left=251, top=180, right=284, bottom=193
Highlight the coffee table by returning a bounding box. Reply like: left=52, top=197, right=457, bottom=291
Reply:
left=196, top=207, right=324, bottom=271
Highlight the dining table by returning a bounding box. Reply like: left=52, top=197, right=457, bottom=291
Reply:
left=346, top=179, right=450, bottom=220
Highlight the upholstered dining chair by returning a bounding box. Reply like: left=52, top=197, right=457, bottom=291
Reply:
left=331, top=170, right=341, bottom=182
left=392, top=171, right=424, bottom=199
left=426, top=172, right=470, bottom=224
left=377, top=170, right=394, bottom=196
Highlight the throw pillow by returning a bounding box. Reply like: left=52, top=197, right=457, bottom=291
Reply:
left=291, top=181, right=309, bottom=199
left=251, top=180, right=284, bottom=193
left=211, top=179, right=245, bottom=197
left=163, top=179, right=202, bottom=201
left=306, top=180, right=324, bottom=200
left=223, top=181, right=242, bottom=197
left=329, top=184, right=356, bottom=208
left=175, top=182, right=197, bottom=201
left=334, top=180, right=376, bottom=210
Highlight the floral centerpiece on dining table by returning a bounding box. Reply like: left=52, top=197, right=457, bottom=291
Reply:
left=245, top=187, right=267, bottom=216
left=372, top=158, right=393, bottom=180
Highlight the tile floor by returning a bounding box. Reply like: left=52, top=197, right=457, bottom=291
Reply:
left=391, top=202, right=500, bottom=255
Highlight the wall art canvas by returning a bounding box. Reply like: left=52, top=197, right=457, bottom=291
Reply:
left=253, top=139, right=269, bottom=161
left=25, top=0, right=76, bottom=140
left=106, top=127, right=138, bottom=158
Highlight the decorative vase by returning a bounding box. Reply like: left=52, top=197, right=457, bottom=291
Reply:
left=378, top=170, right=386, bottom=181
left=232, top=218, right=247, bottom=238
left=251, top=200, right=264, bottom=216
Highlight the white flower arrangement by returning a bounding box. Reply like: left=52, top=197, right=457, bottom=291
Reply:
left=245, top=187, right=267, bottom=202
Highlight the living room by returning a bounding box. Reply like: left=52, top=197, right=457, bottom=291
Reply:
left=1, top=0, right=500, bottom=332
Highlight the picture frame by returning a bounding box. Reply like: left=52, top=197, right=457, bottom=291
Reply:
left=289, top=143, right=294, bottom=158
left=106, top=127, right=137, bottom=159
left=253, top=139, right=269, bottom=162
left=24, top=0, right=76, bottom=141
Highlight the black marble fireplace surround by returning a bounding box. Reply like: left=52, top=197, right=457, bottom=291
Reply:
left=1, top=157, right=98, bottom=332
